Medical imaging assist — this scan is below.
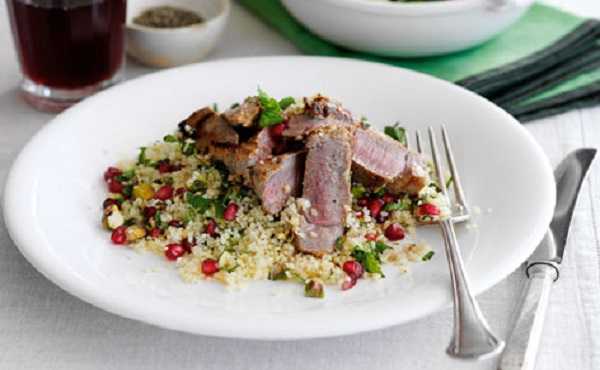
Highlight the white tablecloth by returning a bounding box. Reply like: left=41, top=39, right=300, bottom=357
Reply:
left=1, top=2, right=599, bottom=369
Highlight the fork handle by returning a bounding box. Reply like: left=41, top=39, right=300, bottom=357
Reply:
left=440, top=220, right=505, bottom=359
left=498, top=263, right=557, bottom=370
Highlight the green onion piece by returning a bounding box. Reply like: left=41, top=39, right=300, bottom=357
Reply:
left=163, top=134, right=177, bottom=143
left=384, top=123, right=407, bottom=146
left=422, top=251, right=435, bottom=261
left=446, top=176, right=454, bottom=188
left=212, top=103, right=219, bottom=112
left=304, top=280, right=324, bottom=298
left=257, top=88, right=284, bottom=128
left=278, top=96, right=295, bottom=110
left=137, top=147, right=151, bottom=165
left=229, top=102, right=240, bottom=109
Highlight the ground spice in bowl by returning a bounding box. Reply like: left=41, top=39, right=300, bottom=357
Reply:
left=133, top=6, right=204, bottom=28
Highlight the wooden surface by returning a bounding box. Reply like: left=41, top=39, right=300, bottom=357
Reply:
left=0, top=2, right=599, bottom=370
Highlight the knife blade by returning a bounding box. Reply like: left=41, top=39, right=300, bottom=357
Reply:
left=498, top=148, right=597, bottom=370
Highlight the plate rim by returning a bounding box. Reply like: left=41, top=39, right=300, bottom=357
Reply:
left=2, top=56, right=556, bottom=339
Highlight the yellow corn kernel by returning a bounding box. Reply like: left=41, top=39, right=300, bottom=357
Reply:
left=133, top=183, right=154, bottom=200
left=126, top=225, right=146, bottom=242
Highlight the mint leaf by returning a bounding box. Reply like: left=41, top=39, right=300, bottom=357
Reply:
left=278, top=96, right=295, bottom=110
left=384, top=123, right=407, bottom=146
left=258, top=88, right=284, bottom=128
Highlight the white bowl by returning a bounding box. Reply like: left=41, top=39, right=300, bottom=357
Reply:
left=281, top=0, right=534, bottom=57
left=126, top=0, right=230, bottom=68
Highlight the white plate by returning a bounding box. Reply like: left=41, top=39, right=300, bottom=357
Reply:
left=2, top=57, right=555, bottom=340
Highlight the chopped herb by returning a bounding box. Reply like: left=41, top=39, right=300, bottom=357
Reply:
left=446, top=176, right=454, bottom=188
left=188, top=179, right=206, bottom=193
left=304, top=280, right=324, bottom=298
left=373, top=186, right=386, bottom=197
left=223, top=264, right=238, bottom=273
left=163, top=134, right=178, bottom=143
left=384, top=202, right=401, bottom=212
left=124, top=218, right=136, bottom=227
left=352, top=248, right=383, bottom=276
left=384, top=123, right=407, bottom=146
left=229, top=102, right=240, bottom=109
left=335, top=236, right=345, bottom=251
left=212, top=103, right=219, bottom=112
left=116, top=169, right=135, bottom=182
left=351, top=183, right=367, bottom=199
left=360, top=116, right=371, bottom=129
left=257, top=88, right=284, bottom=128
left=154, top=212, right=163, bottom=229
left=278, top=96, right=295, bottom=110
left=375, top=241, right=391, bottom=255
left=422, top=251, right=435, bottom=261
left=384, top=196, right=412, bottom=212
left=182, top=141, right=196, bottom=156
left=213, top=197, right=226, bottom=219
left=137, top=147, right=151, bottom=166
left=122, top=184, right=133, bottom=199
left=186, top=193, right=211, bottom=212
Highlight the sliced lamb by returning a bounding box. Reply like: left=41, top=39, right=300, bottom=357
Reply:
left=283, top=96, right=355, bottom=138
left=351, top=128, right=429, bottom=195
left=222, top=97, right=261, bottom=127
left=295, top=220, right=343, bottom=256
left=295, top=126, right=352, bottom=254
left=209, top=128, right=275, bottom=183
left=251, top=151, right=305, bottom=214
left=196, top=113, right=239, bottom=151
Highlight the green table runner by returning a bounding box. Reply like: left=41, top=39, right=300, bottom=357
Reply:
left=239, top=1, right=600, bottom=122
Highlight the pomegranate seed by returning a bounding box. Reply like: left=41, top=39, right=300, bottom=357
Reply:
left=201, top=259, right=219, bottom=276
left=342, top=260, right=364, bottom=280
left=154, top=185, right=174, bottom=200
left=365, top=232, right=378, bottom=241
left=385, top=223, right=405, bottom=241
left=418, top=203, right=440, bottom=216
left=269, top=123, right=286, bottom=137
left=341, top=276, right=357, bottom=291
left=168, top=220, right=183, bottom=228
left=205, top=218, right=218, bottom=237
left=103, top=198, right=119, bottom=209
left=104, top=167, right=122, bottom=182
left=223, top=203, right=239, bottom=221
left=148, top=228, right=161, bottom=238
left=111, top=226, right=127, bottom=245
left=383, top=193, right=395, bottom=204
left=181, top=239, right=195, bottom=253
left=175, top=187, right=186, bottom=197
left=143, top=206, right=157, bottom=218
left=368, top=198, right=384, bottom=218
left=357, top=197, right=369, bottom=207
left=157, top=160, right=172, bottom=174
left=355, top=211, right=364, bottom=218
left=108, top=179, right=124, bottom=194
left=165, top=243, right=185, bottom=261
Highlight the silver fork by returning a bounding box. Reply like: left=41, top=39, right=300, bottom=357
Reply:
left=411, top=126, right=505, bottom=359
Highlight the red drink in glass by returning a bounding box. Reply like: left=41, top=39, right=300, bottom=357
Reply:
left=6, top=0, right=127, bottom=112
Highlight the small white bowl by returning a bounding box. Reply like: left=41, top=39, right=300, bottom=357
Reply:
left=281, top=0, right=535, bottom=57
left=126, top=0, right=230, bottom=68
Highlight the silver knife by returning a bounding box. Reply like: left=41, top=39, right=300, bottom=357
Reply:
left=498, top=148, right=597, bottom=370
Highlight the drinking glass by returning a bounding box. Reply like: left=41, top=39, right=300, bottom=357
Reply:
left=6, top=0, right=127, bottom=112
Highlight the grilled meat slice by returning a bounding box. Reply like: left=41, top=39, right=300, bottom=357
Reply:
left=196, top=113, right=239, bottom=151
left=294, top=220, right=343, bottom=256
left=295, top=126, right=352, bottom=254
left=352, top=128, right=429, bottom=195
left=222, top=97, right=261, bottom=127
left=251, top=152, right=305, bottom=214
left=283, top=96, right=355, bottom=138
left=209, top=128, right=275, bottom=183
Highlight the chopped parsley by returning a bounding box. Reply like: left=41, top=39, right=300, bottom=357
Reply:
left=163, top=134, right=178, bottom=143
left=137, top=147, right=151, bottom=166
left=351, top=183, right=367, bottom=199
left=384, top=123, right=407, bottom=146
left=186, top=193, right=211, bottom=213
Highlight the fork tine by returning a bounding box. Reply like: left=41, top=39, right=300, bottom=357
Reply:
left=427, top=127, right=449, bottom=197
left=441, top=126, right=467, bottom=208
left=415, top=130, right=423, bottom=155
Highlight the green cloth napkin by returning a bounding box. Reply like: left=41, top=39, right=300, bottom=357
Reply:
left=238, top=1, right=600, bottom=122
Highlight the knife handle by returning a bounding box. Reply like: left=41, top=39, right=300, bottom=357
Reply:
left=498, top=263, right=558, bottom=370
